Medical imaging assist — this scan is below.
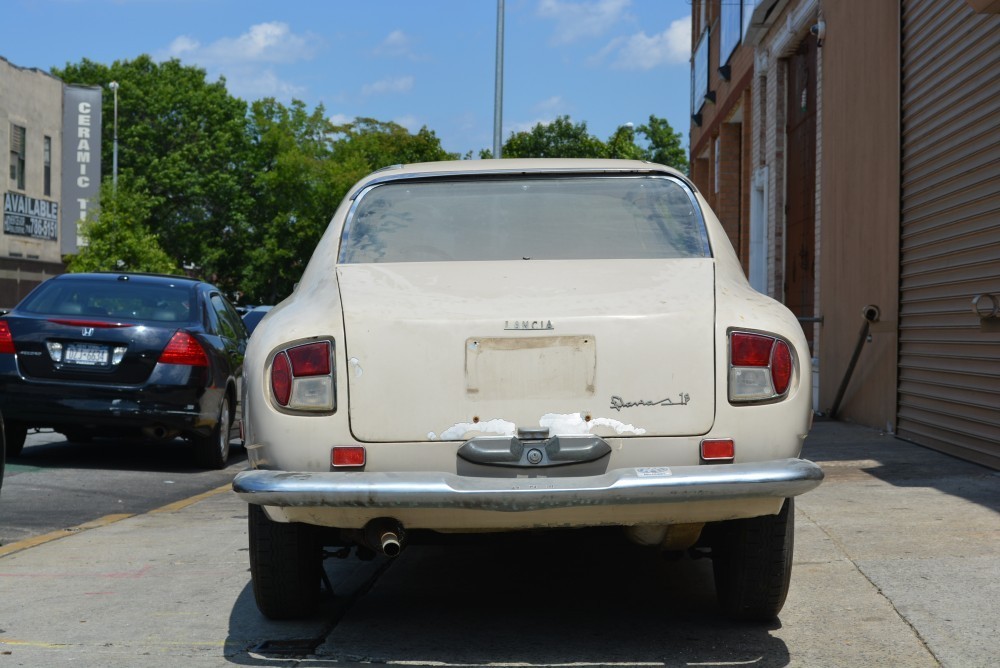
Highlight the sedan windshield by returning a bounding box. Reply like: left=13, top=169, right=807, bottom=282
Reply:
left=339, top=175, right=710, bottom=263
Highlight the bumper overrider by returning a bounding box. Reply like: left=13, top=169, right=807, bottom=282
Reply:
left=233, top=458, right=824, bottom=529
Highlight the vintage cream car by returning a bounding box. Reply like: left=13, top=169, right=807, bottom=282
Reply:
left=234, top=159, right=823, bottom=621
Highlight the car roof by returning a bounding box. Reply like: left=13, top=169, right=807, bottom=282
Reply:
left=348, top=158, right=692, bottom=200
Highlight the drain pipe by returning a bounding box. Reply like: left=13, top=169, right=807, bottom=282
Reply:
left=829, top=305, right=881, bottom=420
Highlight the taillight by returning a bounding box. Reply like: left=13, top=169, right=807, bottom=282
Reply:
left=270, top=340, right=334, bottom=411
left=729, top=331, right=794, bottom=402
left=159, top=331, right=209, bottom=367
left=0, top=321, right=15, bottom=354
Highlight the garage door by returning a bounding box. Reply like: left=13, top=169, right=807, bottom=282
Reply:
left=898, top=0, right=1000, bottom=469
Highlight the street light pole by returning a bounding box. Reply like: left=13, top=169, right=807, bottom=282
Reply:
left=493, top=0, right=504, bottom=159
left=109, top=81, right=119, bottom=190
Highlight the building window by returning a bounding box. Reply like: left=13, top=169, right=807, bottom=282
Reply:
left=743, top=0, right=756, bottom=39
left=44, top=135, right=52, bottom=196
left=692, top=30, right=710, bottom=115
left=9, top=124, right=26, bottom=190
left=720, top=1, right=743, bottom=66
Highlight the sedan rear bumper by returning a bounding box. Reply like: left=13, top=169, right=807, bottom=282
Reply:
left=233, top=458, right=824, bottom=526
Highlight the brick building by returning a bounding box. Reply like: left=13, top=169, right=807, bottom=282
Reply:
left=688, top=0, right=999, bottom=468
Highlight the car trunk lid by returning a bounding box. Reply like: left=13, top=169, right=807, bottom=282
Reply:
left=338, top=259, right=715, bottom=442
left=7, top=314, right=181, bottom=384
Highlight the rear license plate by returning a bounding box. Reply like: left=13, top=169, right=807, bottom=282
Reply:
left=64, top=343, right=109, bottom=366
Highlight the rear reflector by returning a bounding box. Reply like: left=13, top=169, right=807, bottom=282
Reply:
left=331, top=446, right=365, bottom=468
left=159, top=331, right=209, bottom=367
left=701, top=439, right=735, bottom=461
left=0, top=321, right=14, bottom=354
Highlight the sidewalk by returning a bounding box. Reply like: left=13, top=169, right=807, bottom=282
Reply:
left=0, top=420, right=997, bottom=667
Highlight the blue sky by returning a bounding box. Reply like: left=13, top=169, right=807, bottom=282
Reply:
left=3, top=0, right=693, bottom=157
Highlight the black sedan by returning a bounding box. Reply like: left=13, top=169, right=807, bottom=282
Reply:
left=0, top=273, right=247, bottom=469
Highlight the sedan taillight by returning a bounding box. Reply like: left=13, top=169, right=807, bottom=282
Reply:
left=729, top=331, right=794, bottom=402
left=0, top=321, right=15, bottom=354
left=270, top=340, right=334, bottom=412
left=159, top=331, right=209, bottom=367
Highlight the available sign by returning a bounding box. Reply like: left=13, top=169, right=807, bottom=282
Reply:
left=3, top=191, right=59, bottom=241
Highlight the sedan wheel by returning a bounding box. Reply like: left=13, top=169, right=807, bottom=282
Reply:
left=193, top=395, right=231, bottom=469
left=248, top=504, right=322, bottom=620
left=4, top=421, right=27, bottom=458
left=711, top=498, right=794, bottom=621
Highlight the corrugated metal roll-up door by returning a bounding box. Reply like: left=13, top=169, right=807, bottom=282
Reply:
left=898, top=0, right=1000, bottom=469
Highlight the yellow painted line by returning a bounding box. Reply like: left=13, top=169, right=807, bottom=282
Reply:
left=0, top=483, right=235, bottom=559
left=0, top=514, right=133, bottom=558
left=147, top=483, right=233, bottom=514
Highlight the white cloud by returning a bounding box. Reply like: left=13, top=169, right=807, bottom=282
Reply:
left=393, top=114, right=420, bottom=132
left=225, top=69, right=306, bottom=99
left=374, top=29, right=415, bottom=58
left=163, top=22, right=319, bottom=66
left=158, top=22, right=320, bottom=100
left=601, top=16, right=691, bottom=70
left=538, top=0, right=631, bottom=45
left=362, top=76, right=414, bottom=96
left=535, top=96, right=565, bottom=112
left=328, top=113, right=352, bottom=126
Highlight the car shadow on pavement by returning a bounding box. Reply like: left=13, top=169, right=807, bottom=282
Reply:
left=223, top=530, right=792, bottom=666
left=803, top=418, right=999, bottom=513
left=10, top=433, right=247, bottom=474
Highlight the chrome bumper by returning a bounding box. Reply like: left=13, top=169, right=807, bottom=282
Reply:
left=233, top=458, right=824, bottom=513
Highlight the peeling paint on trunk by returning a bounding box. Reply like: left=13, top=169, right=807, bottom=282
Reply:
left=540, top=412, right=646, bottom=436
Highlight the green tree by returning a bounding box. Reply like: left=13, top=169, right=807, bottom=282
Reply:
left=502, top=116, right=607, bottom=158
left=55, top=56, right=252, bottom=290
left=66, top=180, right=178, bottom=275
left=331, top=117, right=457, bottom=171
left=240, top=99, right=343, bottom=303
left=604, top=123, right=645, bottom=160
left=637, top=114, right=688, bottom=172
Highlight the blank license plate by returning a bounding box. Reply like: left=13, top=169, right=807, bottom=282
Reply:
left=64, top=343, right=109, bottom=366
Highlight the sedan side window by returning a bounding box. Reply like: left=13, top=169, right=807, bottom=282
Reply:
left=210, top=294, right=240, bottom=340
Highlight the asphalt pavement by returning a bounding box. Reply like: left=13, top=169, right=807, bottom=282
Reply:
left=0, top=419, right=997, bottom=667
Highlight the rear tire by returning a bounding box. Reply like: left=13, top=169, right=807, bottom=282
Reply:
left=712, top=498, right=794, bottom=621
left=248, top=504, right=323, bottom=620
left=193, top=394, right=231, bottom=469
left=5, top=421, right=27, bottom=458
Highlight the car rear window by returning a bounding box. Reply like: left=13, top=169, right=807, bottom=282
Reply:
left=18, top=279, right=196, bottom=323
left=339, top=175, right=710, bottom=263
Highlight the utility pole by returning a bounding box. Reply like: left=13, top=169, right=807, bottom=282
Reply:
left=493, top=0, right=505, bottom=158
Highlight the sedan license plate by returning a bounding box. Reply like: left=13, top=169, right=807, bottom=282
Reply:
left=64, top=343, right=109, bottom=366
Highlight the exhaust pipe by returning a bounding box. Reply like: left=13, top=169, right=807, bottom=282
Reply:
left=363, top=518, right=405, bottom=558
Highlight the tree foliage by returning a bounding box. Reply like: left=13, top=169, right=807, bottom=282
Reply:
left=66, top=180, right=178, bottom=275
left=498, top=114, right=687, bottom=171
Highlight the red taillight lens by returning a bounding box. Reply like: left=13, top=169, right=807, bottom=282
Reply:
left=731, top=332, right=774, bottom=366
left=729, top=331, right=794, bottom=402
left=159, top=331, right=209, bottom=367
left=48, top=319, right=135, bottom=328
left=269, top=341, right=335, bottom=411
left=271, top=351, right=292, bottom=406
left=0, top=321, right=15, bottom=354
left=701, top=438, right=735, bottom=461
left=771, top=340, right=792, bottom=395
left=288, top=341, right=331, bottom=376
left=331, top=446, right=366, bottom=468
